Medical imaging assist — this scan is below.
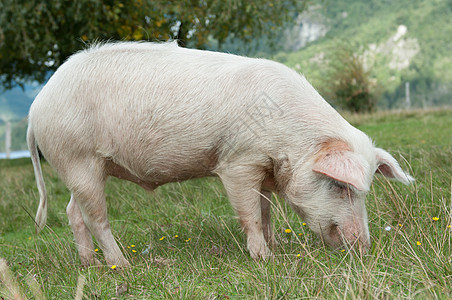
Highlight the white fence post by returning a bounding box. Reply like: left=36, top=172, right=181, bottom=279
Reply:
left=405, top=82, right=411, bottom=109
left=5, top=121, right=11, bottom=159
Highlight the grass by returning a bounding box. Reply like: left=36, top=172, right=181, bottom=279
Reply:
left=1, top=109, right=451, bottom=299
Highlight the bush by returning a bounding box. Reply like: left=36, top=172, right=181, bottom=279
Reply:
left=325, top=45, right=379, bottom=113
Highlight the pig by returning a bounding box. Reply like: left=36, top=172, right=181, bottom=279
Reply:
left=27, top=41, right=414, bottom=267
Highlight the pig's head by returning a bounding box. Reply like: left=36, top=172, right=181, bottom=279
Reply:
left=276, top=137, right=414, bottom=251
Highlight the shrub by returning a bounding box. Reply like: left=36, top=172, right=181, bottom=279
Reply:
left=325, top=45, right=379, bottom=113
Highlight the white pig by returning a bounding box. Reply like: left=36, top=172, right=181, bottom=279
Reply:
left=27, top=42, right=414, bottom=267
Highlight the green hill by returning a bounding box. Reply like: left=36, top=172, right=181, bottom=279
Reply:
left=272, top=0, right=452, bottom=108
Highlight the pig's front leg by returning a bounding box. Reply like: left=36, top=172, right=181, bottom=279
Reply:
left=218, top=165, right=271, bottom=259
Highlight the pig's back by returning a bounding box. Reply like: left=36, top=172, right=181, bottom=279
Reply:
left=29, top=41, right=357, bottom=181
left=29, top=42, right=291, bottom=177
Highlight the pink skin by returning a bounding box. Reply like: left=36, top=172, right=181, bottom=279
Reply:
left=28, top=42, right=414, bottom=265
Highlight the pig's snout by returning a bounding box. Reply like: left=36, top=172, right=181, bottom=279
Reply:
left=327, top=223, right=371, bottom=253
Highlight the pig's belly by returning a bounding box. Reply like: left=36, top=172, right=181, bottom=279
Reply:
left=104, top=143, right=220, bottom=189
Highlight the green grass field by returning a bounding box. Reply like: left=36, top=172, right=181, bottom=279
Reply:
left=1, top=109, right=451, bottom=299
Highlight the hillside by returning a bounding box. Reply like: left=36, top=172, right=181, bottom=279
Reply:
left=273, top=0, right=452, bottom=108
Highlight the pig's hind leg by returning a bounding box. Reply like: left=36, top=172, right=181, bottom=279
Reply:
left=218, top=165, right=271, bottom=259
left=67, top=194, right=100, bottom=266
left=64, top=158, right=130, bottom=268
left=260, top=190, right=277, bottom=249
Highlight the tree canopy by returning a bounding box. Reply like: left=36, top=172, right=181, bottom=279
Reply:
left=0, top=0, right=307, bottom=89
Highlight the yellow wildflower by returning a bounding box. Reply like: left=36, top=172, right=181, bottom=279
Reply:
left=160, top=236, right=165, bottom=241
left=302, top=222, right=307, bottom=226
left=296, top=253, right=301, bottom=257
left=111, top=265, right=117, bottom=270
left=185, top=238, right=191, bottom=242
left=298, top=233, right=303, bottom=236
left=174, top=235, right=179, bottom=238
left=131, top=244, right=135, bottom=247
left=432, top=217, right=439, bottom=221
left=340, top=249, right=345, bottom=252
left=285, top=228, right=292, bottom=234
left=416, top=241, right=421, bottom=246
left=398, top=223, right=402, bottom=227
left=132, top=250, right=137, bottom=253
left=94, top=248, right=99, bottom=252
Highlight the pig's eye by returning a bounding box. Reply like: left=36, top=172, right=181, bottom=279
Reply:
left=330, top=181, right=346, bottom=190
left=330, top=181, right=353, bottom=199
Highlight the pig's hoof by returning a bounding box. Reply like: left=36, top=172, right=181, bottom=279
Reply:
left=93, top=258, right=102, bottom=266
left=80, top=256, right=102, bottom=268
left=108, top=259, right=131, bottom=269
left=105, top=252, right=131, bottom=269
left=267, top=237, right=279, bottom=249
left=248, top=243, right=272, bottom=260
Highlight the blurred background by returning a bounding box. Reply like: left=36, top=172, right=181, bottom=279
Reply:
left=0, top=0, right=451, bottom=156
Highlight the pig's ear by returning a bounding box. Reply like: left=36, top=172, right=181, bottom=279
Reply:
left=312, top=150, right=371, bottom=192
left=375, top=148, right=414, bottom=184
